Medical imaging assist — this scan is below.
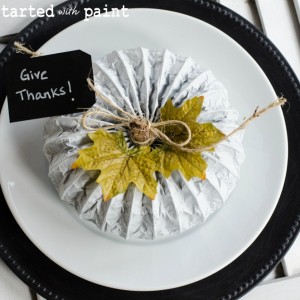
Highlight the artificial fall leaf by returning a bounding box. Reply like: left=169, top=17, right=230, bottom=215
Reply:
left=187, top=121, right=225, bottom=150
left=159, top=96, right=204, bottom=144
left=150, top=145, right=207, bottom=181
left=161, top=96, right=203, bottom=124
left=72, top=129, right=157, bottom=201
left=152, top=96, right=225, bottom=180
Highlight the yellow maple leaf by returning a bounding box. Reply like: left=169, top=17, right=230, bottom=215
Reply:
left=160, top=96, right=203, bottom=124
left=152, top=96, right=225, bottom=180
left=151, top=145, right=207, bottom=181
left=72, top=129, right=157, bottom=201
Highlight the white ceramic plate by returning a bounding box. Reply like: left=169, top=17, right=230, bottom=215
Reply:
left=0, top=9, right=288, bottom=291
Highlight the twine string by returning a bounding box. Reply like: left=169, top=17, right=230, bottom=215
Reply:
left=224, top=98, right=286, bottom=141
left=83, top=80, right=287, bottom=151
left=14, top=42, right=42, bottom=58
left=86, top=78, right=136, bottom=119
left=177, top=97, right=287, bottom=153
left=13, top=42, right=287, bottom=152
left=82, top=109, right=129, bottom=131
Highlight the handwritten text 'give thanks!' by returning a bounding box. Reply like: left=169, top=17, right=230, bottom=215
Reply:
left=1, top=4, right=129, bottom=20
left=16, top=69, right=75, bottom=102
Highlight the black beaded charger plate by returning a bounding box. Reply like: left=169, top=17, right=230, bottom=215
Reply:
left=0, top=0, right=300, bottom=299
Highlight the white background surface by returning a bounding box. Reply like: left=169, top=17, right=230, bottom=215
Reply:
left=0, top=0, right=300, bottom=299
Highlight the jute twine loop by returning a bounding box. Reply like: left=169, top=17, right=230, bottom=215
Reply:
left=14, top=42, right=42, bottom=58
left=13, top=41, right=287, bottom=152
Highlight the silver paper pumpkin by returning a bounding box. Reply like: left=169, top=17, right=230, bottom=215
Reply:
left=43, top=48, right=244, bottom=240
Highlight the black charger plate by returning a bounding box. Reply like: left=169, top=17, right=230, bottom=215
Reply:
left=0, top=1, right=300, bottom=299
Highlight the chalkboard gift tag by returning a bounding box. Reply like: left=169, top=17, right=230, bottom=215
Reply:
left=5, top=50, right=95, bottom=122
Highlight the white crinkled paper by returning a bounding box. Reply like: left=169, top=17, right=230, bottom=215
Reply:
left=43, top=48, right=244, bottom=240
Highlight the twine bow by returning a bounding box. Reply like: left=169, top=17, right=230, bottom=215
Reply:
left=83, top=79, right=287, bottom=152
left=83, top=78, right=193, bottom=147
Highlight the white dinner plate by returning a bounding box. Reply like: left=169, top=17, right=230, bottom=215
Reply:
left=0, top=9, right=288, bottom=291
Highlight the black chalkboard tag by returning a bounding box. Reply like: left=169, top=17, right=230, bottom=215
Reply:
left=5, top=50, right=95, bottom=122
